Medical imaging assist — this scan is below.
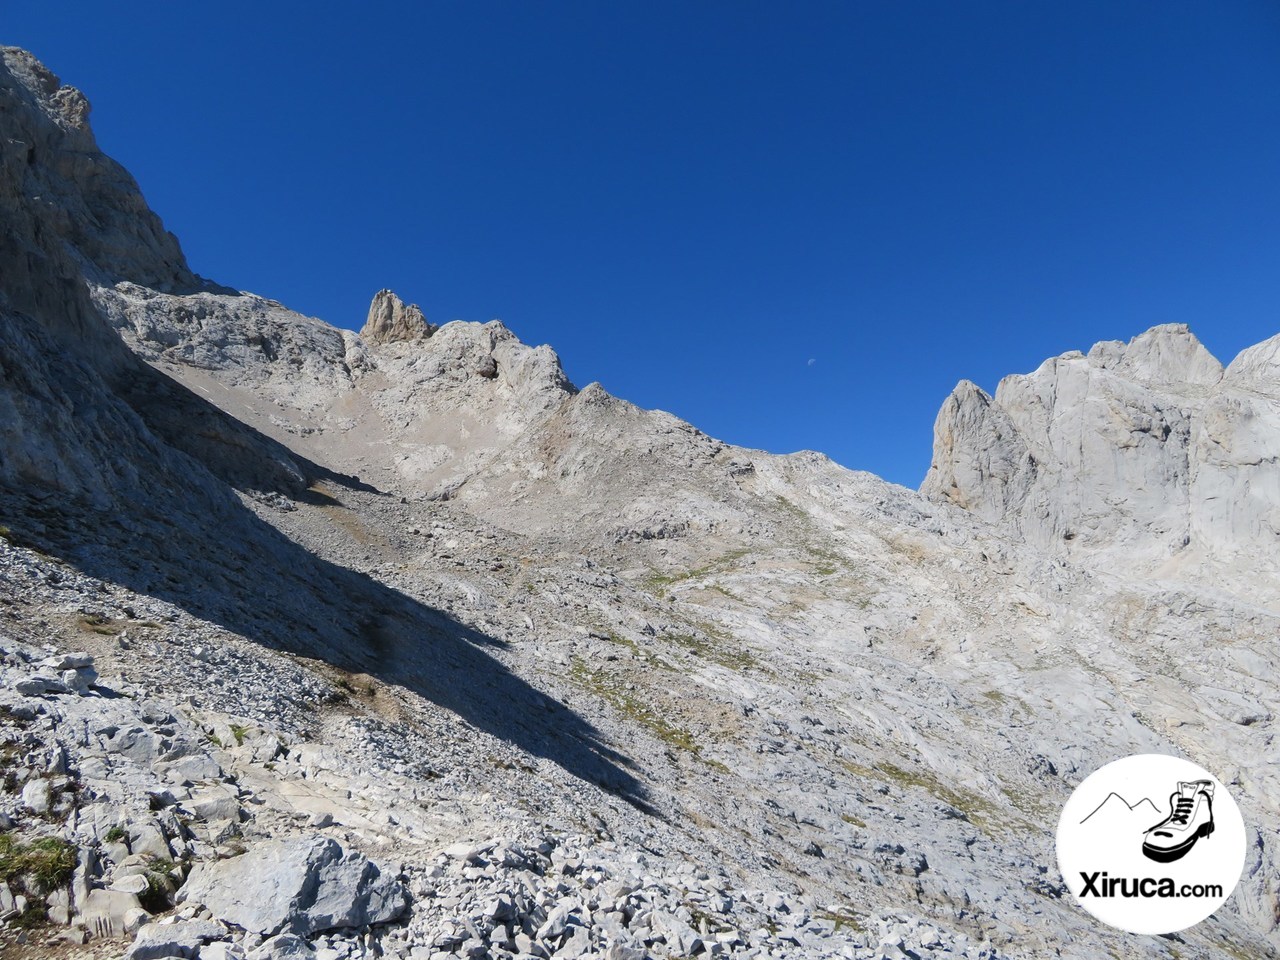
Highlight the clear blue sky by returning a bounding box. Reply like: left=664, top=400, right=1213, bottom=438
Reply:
left=10, top=2, right=1280, bottom=487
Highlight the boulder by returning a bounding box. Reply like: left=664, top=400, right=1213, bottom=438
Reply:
left=160, top=753, right=223, bottom=783
left=110, top=874, right=152, bottom=896
left=76, top=887, right=145, bottom=940
left=62, top=666, right=97, bottom=693
left=14, top=674, right=67, bottom=696
left=125, top=918, right=228, bottom=960
left=20, top=778, right=51, bottom=814
left=41, top=651, right=93, bottom=671
left=187, top=784, right=241, bottom=822
left=180, top=836, right=408, bottom=936
left=248, top=934, right=316, bottom=960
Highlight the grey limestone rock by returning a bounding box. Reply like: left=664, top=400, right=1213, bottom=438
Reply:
left=921, top=323, right=1280, bottom=601
left=361, top=289, right=436, bottom=346
left=248, top=934, right=318, bottom=960
left=181, top=836, right=409, bottom=936
left=77, top=887, right=146, bottom=939
left=125, top=918, right=229, bottom=960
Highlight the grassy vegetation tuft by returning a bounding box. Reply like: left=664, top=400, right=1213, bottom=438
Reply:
left=77, top=613, right=124, bottom=636
left=667, top=631, right=756, bottom=671
left=0, top=834, right=76, bottom=894
left=807, top=545, right=850, bottom=577
left=814, top=909, right=865, bottom=934
left=570, top=657, right=702, bottom=755
left=839, top=758, right=1018, bottom=837
left=137, top=857, right=179, bottom=913
left=643, top=548, right=750, bottom=596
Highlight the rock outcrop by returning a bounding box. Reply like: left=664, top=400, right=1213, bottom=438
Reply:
left=181, top=836, right=408, bottom=936
left=0, top=46, right=196, bottom=293
left=921, top=324, right=1280, bottom=598
left=360, top=288, right=435, bottom=345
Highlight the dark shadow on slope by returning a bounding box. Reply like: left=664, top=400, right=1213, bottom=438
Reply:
left=111, top=363, right=385, bottom=499
left=3, top=486, right=653, bottom=813
left=0, top=351, right=653, bottom=813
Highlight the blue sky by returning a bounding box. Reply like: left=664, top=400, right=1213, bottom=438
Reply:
left=10, top=2, right=1280, bottom=487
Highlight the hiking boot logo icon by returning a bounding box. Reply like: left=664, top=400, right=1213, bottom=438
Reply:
left=1057, top=754, right=1246, bottom=935
left=1142, top=779, right=1215, bottom=863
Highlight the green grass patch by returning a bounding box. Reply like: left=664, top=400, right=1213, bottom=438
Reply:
left=815, top=909, right=865, bottom=934
left=595, top=631, right=673, bottom=671
left=707, top=584, right=744, bottom=603
left=642, top=548, right=750, bottom=596
left=839, top=758, right=1019, bottom=837
left=807, top=546, right=849, bottom=577
left=570, top=658, right=702, bottom=755
left=599, top=632, right=639, bottom=655
left=1216, top=940, right=1275, bottom=960
left=840, top=812, right=866, bottom=828
left=667, top=632, right=756, bottom=671
left=773, top=495, right=809, bottom=521
left=0, top=835, right=76, bottom=894
left=138, top=857, right=178, bottom=913
left=997, top=776, right=1059, bottom=822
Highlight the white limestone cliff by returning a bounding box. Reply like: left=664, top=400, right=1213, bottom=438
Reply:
left=922, top=324, right=1280, bottom=600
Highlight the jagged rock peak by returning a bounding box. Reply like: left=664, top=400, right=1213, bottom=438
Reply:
left=922, top=322, right=1280, bottom=576
left=0, top=46, right=93, bottom=138
left=360, top=289, right=435, bottom=345
left=1084, top=322, right=1223, bottom=390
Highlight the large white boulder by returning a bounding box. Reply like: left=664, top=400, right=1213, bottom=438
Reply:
left=180, top=836, right=408, bottom=936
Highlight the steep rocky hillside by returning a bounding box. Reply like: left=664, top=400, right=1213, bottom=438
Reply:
left=0, top=45, right=1277, bottom=960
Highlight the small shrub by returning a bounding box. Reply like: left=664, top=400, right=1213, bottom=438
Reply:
left=138, top=872, right=171, bottom=912
left=11, top=900, right=49, bottom=928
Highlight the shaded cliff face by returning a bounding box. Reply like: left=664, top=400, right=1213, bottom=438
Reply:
left=0, top=47, right=327, bottom=505
left=0, top=47, right=195, bottom=502
left=0, top=47, right=195, bottom=295
left=921, top=324, right=1280, bottom=596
